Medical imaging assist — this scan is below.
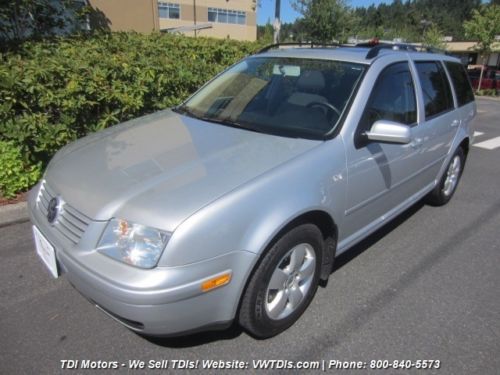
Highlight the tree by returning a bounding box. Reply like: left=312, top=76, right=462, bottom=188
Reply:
left=350, top=0, right=480, bottom=42
left=257, top=21, right=274, bottom=44
left=0, top=0, right=84, bottom=43
left=422, top=25, right=445, bottom=49
left=292, top=0, right=352, bottom=43
left=464, top=4, right=500, bottom=91
left=464, top=5, right=500, bottom=54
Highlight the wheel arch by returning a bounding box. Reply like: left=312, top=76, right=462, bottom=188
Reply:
left=245, top=209, right=338, bottom=294
left=278, top=211, right=337, bottom=281
left=459, top=137, right=470, bottom=158
left=236, top=210, right=338, bottom=333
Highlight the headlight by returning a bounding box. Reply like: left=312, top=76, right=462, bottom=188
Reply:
left=97, top=219, right=170, bottom=269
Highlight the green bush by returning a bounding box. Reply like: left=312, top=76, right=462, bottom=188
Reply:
left=0, top=141, right=42, bottom=198
left=476, top=89, right=498, bottom=97
left=0, top=32, right=260, bottom=197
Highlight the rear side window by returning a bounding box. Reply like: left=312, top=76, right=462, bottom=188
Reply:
left=358, top=62, right=417, bottom=134
left=415, top=62, right=454, bottom=119
left=445, top=62, right=474, bottom=106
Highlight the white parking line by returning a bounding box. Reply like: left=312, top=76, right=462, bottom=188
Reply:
left=473, top=136, right=500, bottom=150
left=474, top=131, right=484, bottom=137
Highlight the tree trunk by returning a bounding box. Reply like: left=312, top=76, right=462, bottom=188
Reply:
left=477, top=64, right=485, bottom=93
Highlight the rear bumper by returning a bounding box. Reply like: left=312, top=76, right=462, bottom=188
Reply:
left=28, top=186, right=256, bottom=336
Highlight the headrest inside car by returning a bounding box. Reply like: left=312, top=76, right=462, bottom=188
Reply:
left=297, top=70, right=325, bottom=93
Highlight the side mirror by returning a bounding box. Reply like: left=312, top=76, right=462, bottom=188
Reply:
left=365, top=120, right=411, bottom=144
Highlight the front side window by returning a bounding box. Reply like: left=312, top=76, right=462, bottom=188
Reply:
left=415, top=61, right=454, bottom=118
left=158, top=2, right=180, bottom=19
left=357, top=62, right=417, bottom=142
left=444, top=62, right=474, bottom=107
left=175, top=57, right=366, bottom=140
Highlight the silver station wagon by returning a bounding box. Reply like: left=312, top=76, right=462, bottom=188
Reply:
left=29, top=43, right=476, bottom=338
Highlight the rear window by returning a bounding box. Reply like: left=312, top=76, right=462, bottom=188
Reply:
left=415, top=61, right=454, bottom=119
left=467, top=69, right=480, bottom=79
left=445, top=62, right=474, bottom=107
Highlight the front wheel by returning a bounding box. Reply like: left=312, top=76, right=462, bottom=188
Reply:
left=239, top=224, right=323, bottom=338
left=426, top=147, right=465, bottom=206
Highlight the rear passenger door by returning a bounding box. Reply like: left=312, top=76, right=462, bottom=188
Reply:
left=443, top=61, right=476, bottom=134
left=412, top=61, right=459, bottom=182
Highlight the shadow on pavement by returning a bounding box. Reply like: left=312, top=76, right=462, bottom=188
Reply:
left=140, top=322, right=244, bottom=348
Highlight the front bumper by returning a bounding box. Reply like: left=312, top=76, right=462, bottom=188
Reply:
left=28, top=185, right=256, bottom=336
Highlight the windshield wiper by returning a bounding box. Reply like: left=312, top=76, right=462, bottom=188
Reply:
left=202, top=116, right=270, bottom=135
left=173, top=104, right=199, bottom=119
left=174, top=105, right=263, bottom=134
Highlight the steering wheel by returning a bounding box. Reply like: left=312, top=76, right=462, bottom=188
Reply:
left=306, top=101, right=342, bottom=120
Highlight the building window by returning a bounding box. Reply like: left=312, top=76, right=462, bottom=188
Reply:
left=208, top=8, right=246, bottom=25
left=159, top=2, right=180, bottom=19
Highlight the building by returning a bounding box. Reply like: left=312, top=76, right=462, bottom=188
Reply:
left=445, top=41, right=500, bottom=69
left=87, top=0, right=257, bottom=41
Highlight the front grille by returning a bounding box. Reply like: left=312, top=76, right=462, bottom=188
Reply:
left=37, top=180, right=91, bottom=244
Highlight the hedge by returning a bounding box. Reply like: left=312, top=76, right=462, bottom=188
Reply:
left=0, top=32, right=260, bottom=198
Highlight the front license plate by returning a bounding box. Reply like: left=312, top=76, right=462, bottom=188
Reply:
left=33, top=226, right=58, bottom=278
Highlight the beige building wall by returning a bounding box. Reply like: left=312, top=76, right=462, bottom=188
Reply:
left=87, top=0, right=256, bottom=41
left=445, top=41, right=500, bottom=67
left=158, top=0, right=257, bottom=41
left=444, top=41, right=478, bottom=52
left=88, top=0, right=159, bottom=33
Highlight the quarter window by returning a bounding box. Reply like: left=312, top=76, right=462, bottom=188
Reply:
left=415, top=62, right=454, bottom=118
left=357, top=62, right=417, bottom=142
left=208, top=8, right=246, bottom=25
left=444, top=62, right=474, bottom=107
left=158, top=2, right=180, bottom=19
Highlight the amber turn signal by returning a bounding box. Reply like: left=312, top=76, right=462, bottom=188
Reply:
left=201, top=272, right=232, bottom=292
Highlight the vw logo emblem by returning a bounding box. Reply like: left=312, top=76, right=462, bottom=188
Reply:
left=47, top=197, right=59, bottom=223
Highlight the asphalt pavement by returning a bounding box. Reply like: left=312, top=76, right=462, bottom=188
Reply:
left=0, top=98, right=499, bottom=375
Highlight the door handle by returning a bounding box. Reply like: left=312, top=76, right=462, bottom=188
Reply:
left=451, top=119, right=460, bottom=128
left=411, top=138, right=423, bottom=149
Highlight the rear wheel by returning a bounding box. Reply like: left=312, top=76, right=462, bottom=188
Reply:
left=426, top=147, right=465, bottom=206
left=239, top=224, right=323, bottom=338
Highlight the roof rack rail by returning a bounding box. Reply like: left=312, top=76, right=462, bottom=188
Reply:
left=258, top=42, right=342, bottom=54
left=419, top=45, right=448, bottom=55
left=362, top=43, right=418, bottom=59
left=257, top=40, right=448, bottom=59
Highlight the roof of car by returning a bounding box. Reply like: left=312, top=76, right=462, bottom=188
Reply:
left=257, top=47, right=373, bottom=64
left=254, top=45, right=460, bottom=65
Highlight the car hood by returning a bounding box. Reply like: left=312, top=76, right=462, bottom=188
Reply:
left=45, top=110, right=320, bottom=231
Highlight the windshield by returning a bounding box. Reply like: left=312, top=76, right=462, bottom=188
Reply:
left=175, top=57, right=366, bottom=139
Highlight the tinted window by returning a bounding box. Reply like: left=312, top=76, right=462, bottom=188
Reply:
left=415, top=62, right=454, bottom=118
left=467, top=69, right=480, bottom=79
left=445, top=62, right=474, bottom=106
left=357, top=62, right=417, bottom=140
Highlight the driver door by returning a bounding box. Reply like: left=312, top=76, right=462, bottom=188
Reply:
left=343, top=61, right=424, bottom=240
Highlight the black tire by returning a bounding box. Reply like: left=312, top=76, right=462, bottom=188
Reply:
left=239, top=224, right=323, bottom=338
left=426, top=147, right=465, bottom=206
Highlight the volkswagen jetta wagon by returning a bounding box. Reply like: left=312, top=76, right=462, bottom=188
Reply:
left=29, top=43, right=476, bottom=338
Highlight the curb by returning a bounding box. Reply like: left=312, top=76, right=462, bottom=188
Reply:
left=0, top=202, right=29, bottom=228
left=476, top=95, right=500, bottom=102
